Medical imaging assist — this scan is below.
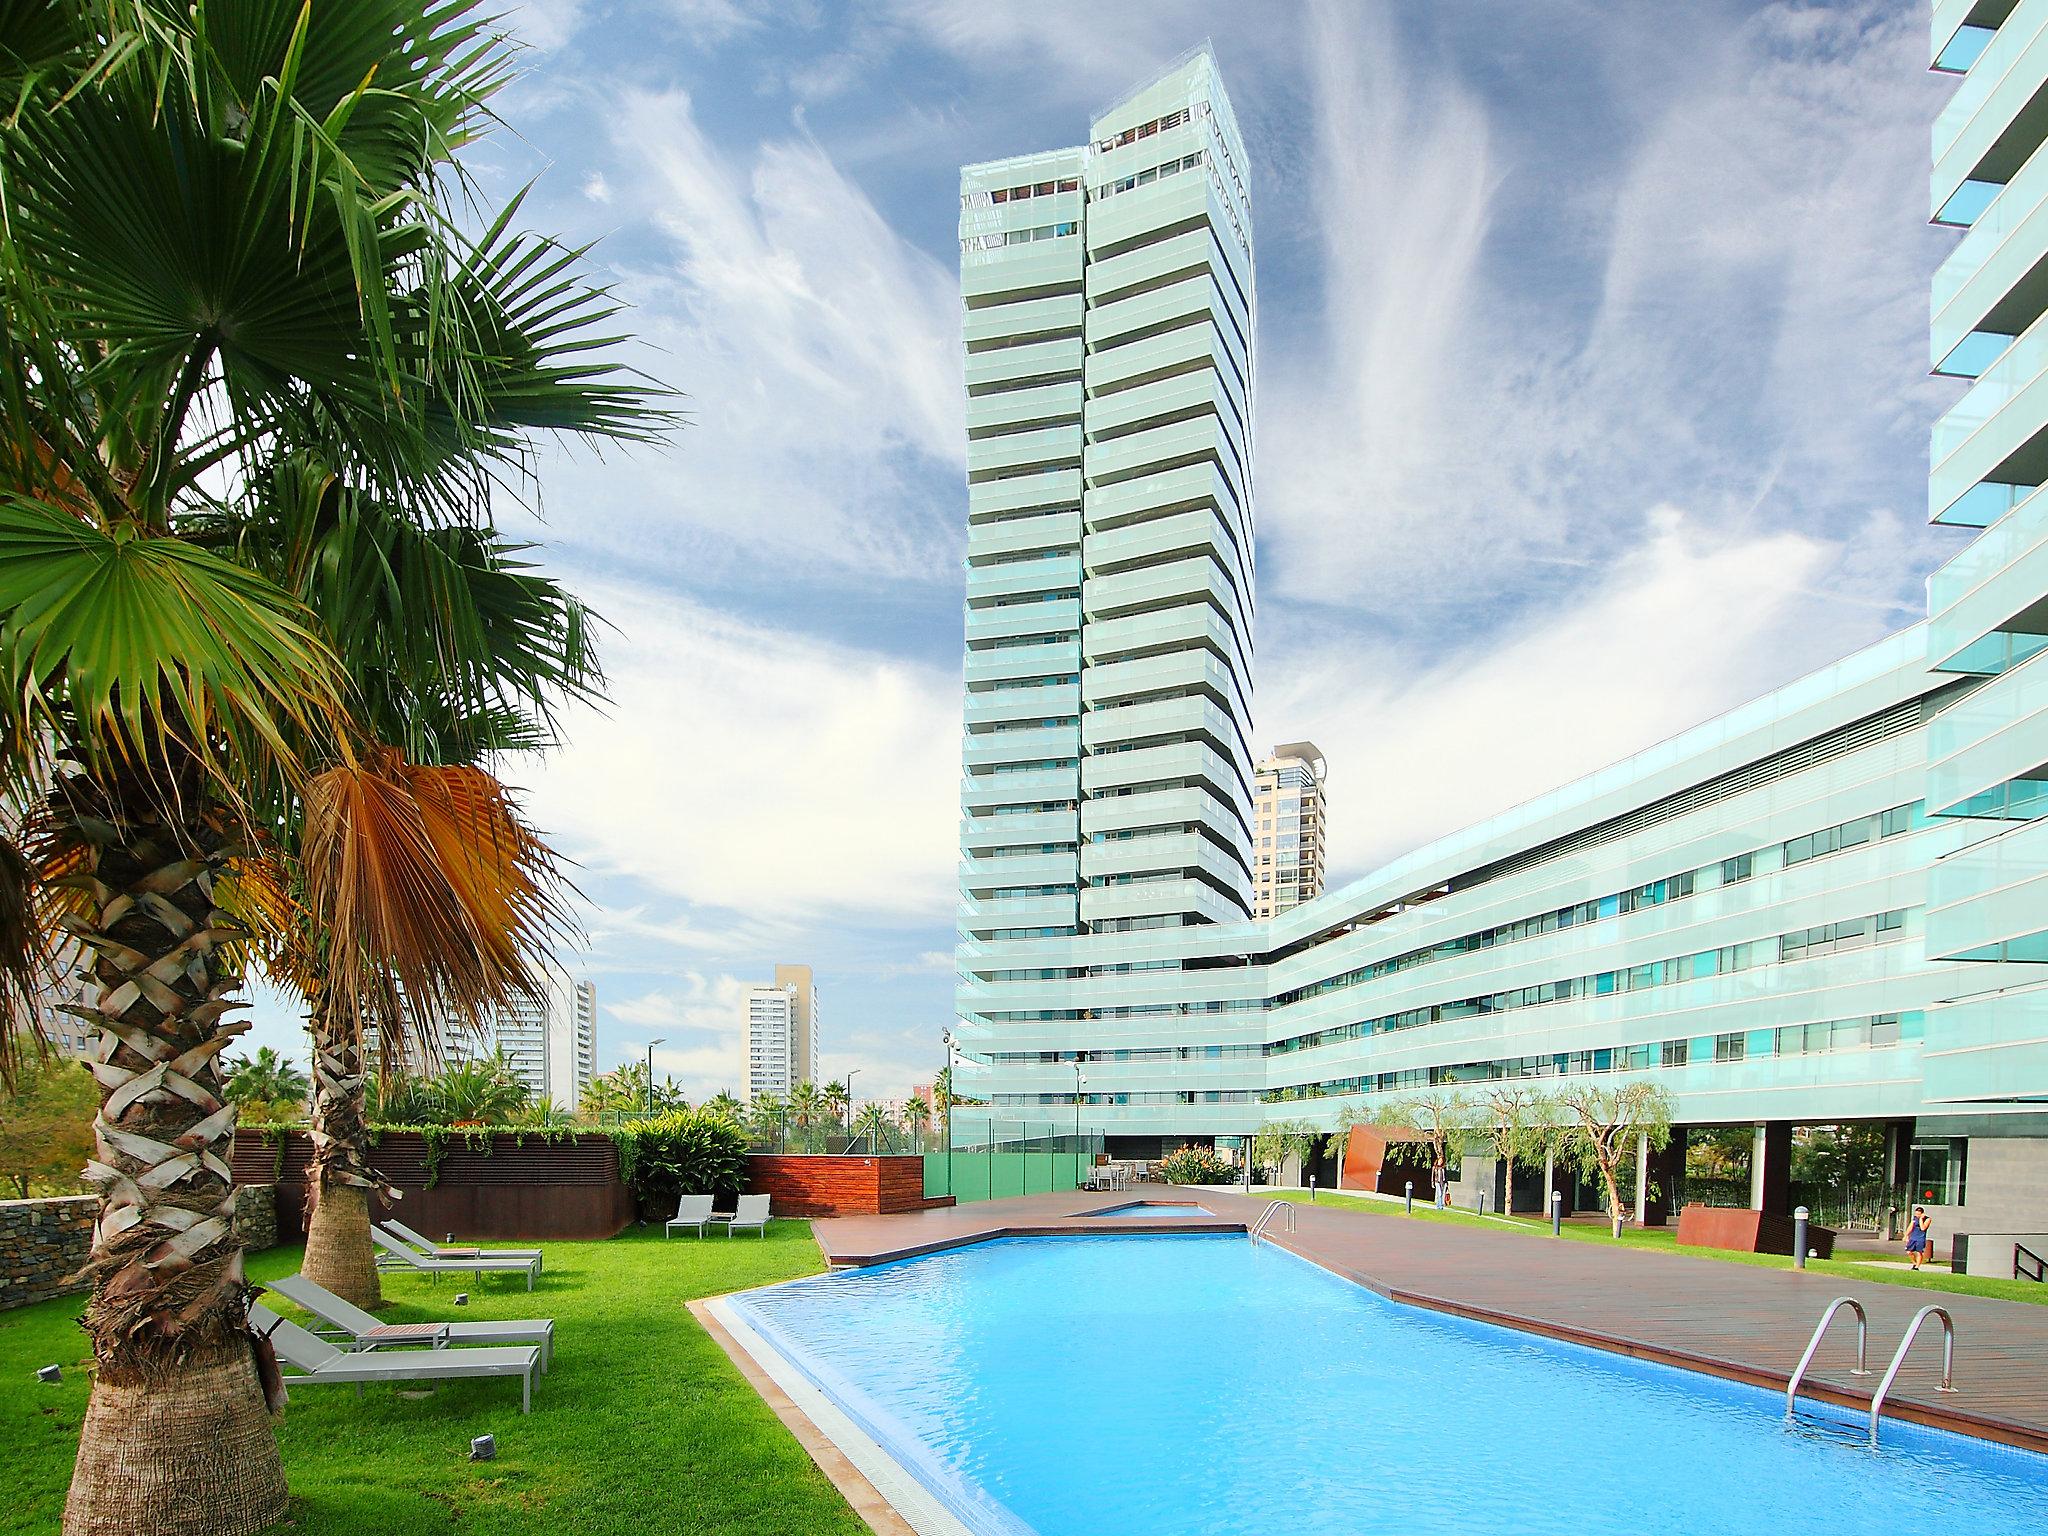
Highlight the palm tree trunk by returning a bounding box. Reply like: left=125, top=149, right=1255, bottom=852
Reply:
left=300, top=1010, right=383, bottom=1308
left=58, top=774, right=287, bottom=1536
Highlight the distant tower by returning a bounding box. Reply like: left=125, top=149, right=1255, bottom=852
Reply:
left=744, top=964, right=819, bottom=1100
left=1251, top=742, right=1327, bottom=919
left=545, top=980, right=597, bottom=1111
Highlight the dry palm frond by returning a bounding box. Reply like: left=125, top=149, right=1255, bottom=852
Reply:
left=301, top=744, right=575, bottom=1067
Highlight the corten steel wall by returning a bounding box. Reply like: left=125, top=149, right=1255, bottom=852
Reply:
left=1675, top=1204, right=1836, bottom=1259
left=746, top=1154, right=936, bottom=1217
left=231, top=1130, right=635, bottom=1241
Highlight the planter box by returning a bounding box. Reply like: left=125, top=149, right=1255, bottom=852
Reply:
left=231, top=1129, right=635, bottom=1242
left=747, top=1154, right=941, bottom=1217
left=1676, top=1203, right=1836, bottom=1259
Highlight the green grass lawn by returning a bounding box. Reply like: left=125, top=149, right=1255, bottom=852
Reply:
left=0, top=1224, right=865, bottom=1536
left=1258, top=1188, right=2048, bottom=1305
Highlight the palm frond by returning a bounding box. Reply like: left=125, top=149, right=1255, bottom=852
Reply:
left=0, top=827, right=58, bottom=1083
left=0, top=497, right=346, bottom=803
left=301, top=746, right=575, bottom=1068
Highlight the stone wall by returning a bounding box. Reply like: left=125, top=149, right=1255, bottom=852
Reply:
left=0, top=1196, right=93, bottom=1311
left=1, top=1185, right=281, bottom=1313
left=232, top=1182, right=279, bottom=1252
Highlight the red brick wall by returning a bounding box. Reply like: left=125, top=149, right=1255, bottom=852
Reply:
left=747, top=1155, right=930, bottom=1217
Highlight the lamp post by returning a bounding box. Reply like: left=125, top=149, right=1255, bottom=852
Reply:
left=1073, top=1062, right=1086, bottom=1182
left=843, top=1068, right=860, bottom=1142
left=941, top=1030, right=956, bottom=1197
left=644, top=1038, right=664, bottom=1118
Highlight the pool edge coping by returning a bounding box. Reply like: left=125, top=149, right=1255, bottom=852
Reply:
left=1262, top=1231, right=2048, bottom=1457
left=695, top=1295, right=974, bottom=1536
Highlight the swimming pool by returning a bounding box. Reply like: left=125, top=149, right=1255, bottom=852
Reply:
left=726, top=1234, right=2048, bottom=1535
left=1076, top=1201, right=1215, bottom=1219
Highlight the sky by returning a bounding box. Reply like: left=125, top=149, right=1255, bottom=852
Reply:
left=237, top=0, right=1966, bottom=1107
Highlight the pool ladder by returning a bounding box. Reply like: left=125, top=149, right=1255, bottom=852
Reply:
left=1249, top=1201, right=1295, bottom=1244
left=1785, top=1297, right=1957, bottom=1447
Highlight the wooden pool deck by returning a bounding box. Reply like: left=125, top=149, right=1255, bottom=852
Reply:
left=809, top=1186, right=2048, bottom=1453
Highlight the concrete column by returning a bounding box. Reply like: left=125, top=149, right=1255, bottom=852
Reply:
left=1633, top=1130, right=1650, bottom=1227
left=1543, top=1144, right=1555, bottom=1215
left=1749, top=1121, right=1794, bottom=1216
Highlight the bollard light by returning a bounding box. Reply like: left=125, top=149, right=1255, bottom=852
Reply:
left=1404, top=1180, right=1413, bottom=1216
left=1309, top=1174, right=1317, bottom=1204
left=453, top=1293, right=469, bottom=1307
left=469, top=1434, right=496, bottom=1462
left=446, top=1232, right=456, bottom=1245
left=1793, top=1206, right=1810, bottom=1270
left=1551, top=1189, right=1564, bottom=1237
left=36, top=1365, right=61, bottom=1384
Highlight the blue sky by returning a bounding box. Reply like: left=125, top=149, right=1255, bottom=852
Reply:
left=240, top=0, right=1964, bottom=1104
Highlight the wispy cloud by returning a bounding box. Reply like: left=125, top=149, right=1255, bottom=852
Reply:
left=517, top=578, right=960, bottom=924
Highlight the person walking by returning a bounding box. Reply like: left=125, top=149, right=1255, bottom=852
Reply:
left=1905, top=1205, right=1933, bottom=1270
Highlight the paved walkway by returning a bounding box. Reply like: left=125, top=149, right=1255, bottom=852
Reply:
left=811, top=1185, right=2048, bottom=1452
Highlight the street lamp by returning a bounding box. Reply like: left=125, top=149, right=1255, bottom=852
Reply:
left=941, top=1030, right=957, bottom=1193
left=843, top=1068, right=860, bottom=1142
left=644, top=1038, right=664, bottom=1117
left=1072, top=1062, right=1086, bottom=1157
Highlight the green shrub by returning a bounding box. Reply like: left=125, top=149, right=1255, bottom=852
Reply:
left=611, top=1108, right=750, bottom=1215
left=1157, top=1143, right=1235, bottom=1185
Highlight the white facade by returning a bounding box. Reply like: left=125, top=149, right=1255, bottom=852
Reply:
left=1252, top=742, right=1327, bottom=920
left=744, top=963, right=818, bottom=1099
left=455, top=976, right=597, bottom=1110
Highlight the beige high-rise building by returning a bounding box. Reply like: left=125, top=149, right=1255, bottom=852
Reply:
left=1251, top=742, right=1327, bottom=920
left=743, top=963, right=819, bottom=1100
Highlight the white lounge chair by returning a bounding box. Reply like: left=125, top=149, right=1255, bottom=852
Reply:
left=249, top=1302, right=541, bottom=1413
left=721, top=1194, right=770, bottom=1237
left=666, top=1194, right=715, bottom=1239
left=267, top=1274, right=554, bottom=1372
left=383, top=1218, right=542, bottom=1268
left=373, top=1225, right=539, bottom=1290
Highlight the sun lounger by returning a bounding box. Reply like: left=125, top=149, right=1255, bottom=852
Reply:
left=720, top=1193, right=770, bottom=1237
left=666, top=1194, right=715, bottom=1239
left=383, top=1218, right=542, bottom=1267
left=267, top=1274, right=554, bottom=1371
left=373, top=1225, right=539, bottom=1290
left=249, top=1302, right=540, bottom=1413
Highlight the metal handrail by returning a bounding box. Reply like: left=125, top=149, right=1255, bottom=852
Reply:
left=1868, top=1305, right=1957, bottom=1447
left=2017, top=1242, right=2046, bottom=1283
left=1249, top=1200, right=1296, bottom=1242
left=1785, top=1297, right=1871, bottom=1421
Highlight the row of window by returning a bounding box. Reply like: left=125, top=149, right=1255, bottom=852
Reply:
left=1276, top=803, right=1924, bottom=1009
left=1260, top=1012, right=1927, bottom=1103
left=970, top=176, right=1080, bottom=206
left=963, top=221, right=1079, bottom=253
left=1095, top=151, right=1205, bottom=202
left=1269, top=910, right=1909, bottom=1056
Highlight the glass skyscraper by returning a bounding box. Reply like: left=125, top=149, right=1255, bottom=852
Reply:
left=951, top=20, right=2048, bottom=1247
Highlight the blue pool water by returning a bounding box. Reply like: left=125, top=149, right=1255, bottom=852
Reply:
left=730, top=1234, right=2048, bottom=1536
left=1078, top=1201, right=1215, bottom=1219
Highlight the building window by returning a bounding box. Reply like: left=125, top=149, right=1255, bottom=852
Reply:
left=1909, top=1138, right=1967, bottom=1207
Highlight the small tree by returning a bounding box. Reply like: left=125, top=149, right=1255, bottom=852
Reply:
left=1251, top=1119, right=1319, bottom=1185
left=1380, top=1091, right=1476, bottom=1204
left=1556, top=1081, right=1675, bottom=1237
left=1479, top=1085, right=1542, bottom=1215
left=0, top=1046, right=98, bottom=1197
left=223, top=1047, right=310, bottom=1114
left=901, top=1093, right=932, bottom=1151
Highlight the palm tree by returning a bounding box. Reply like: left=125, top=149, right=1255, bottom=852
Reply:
left=852, top=1101, right=892, bottom=1154
left=746, top=1091, right=787, bottom=1150
left=222, top=1048, right=310, bottom=1110
left=821, top=1077, right=851, bottom=1135
left=788, top=1081, right=826, bottom=1152
left=703, top=1090, right=744, bottom=1122
left=901, top=1094, right=932, bottom=1152
left=428, top=1054, right=531, bottom=1125
left=0, top=8, right=660, bottom=1532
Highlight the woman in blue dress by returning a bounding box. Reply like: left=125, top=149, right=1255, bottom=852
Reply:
left=1905, top=1205, right=1932, bottom=1270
